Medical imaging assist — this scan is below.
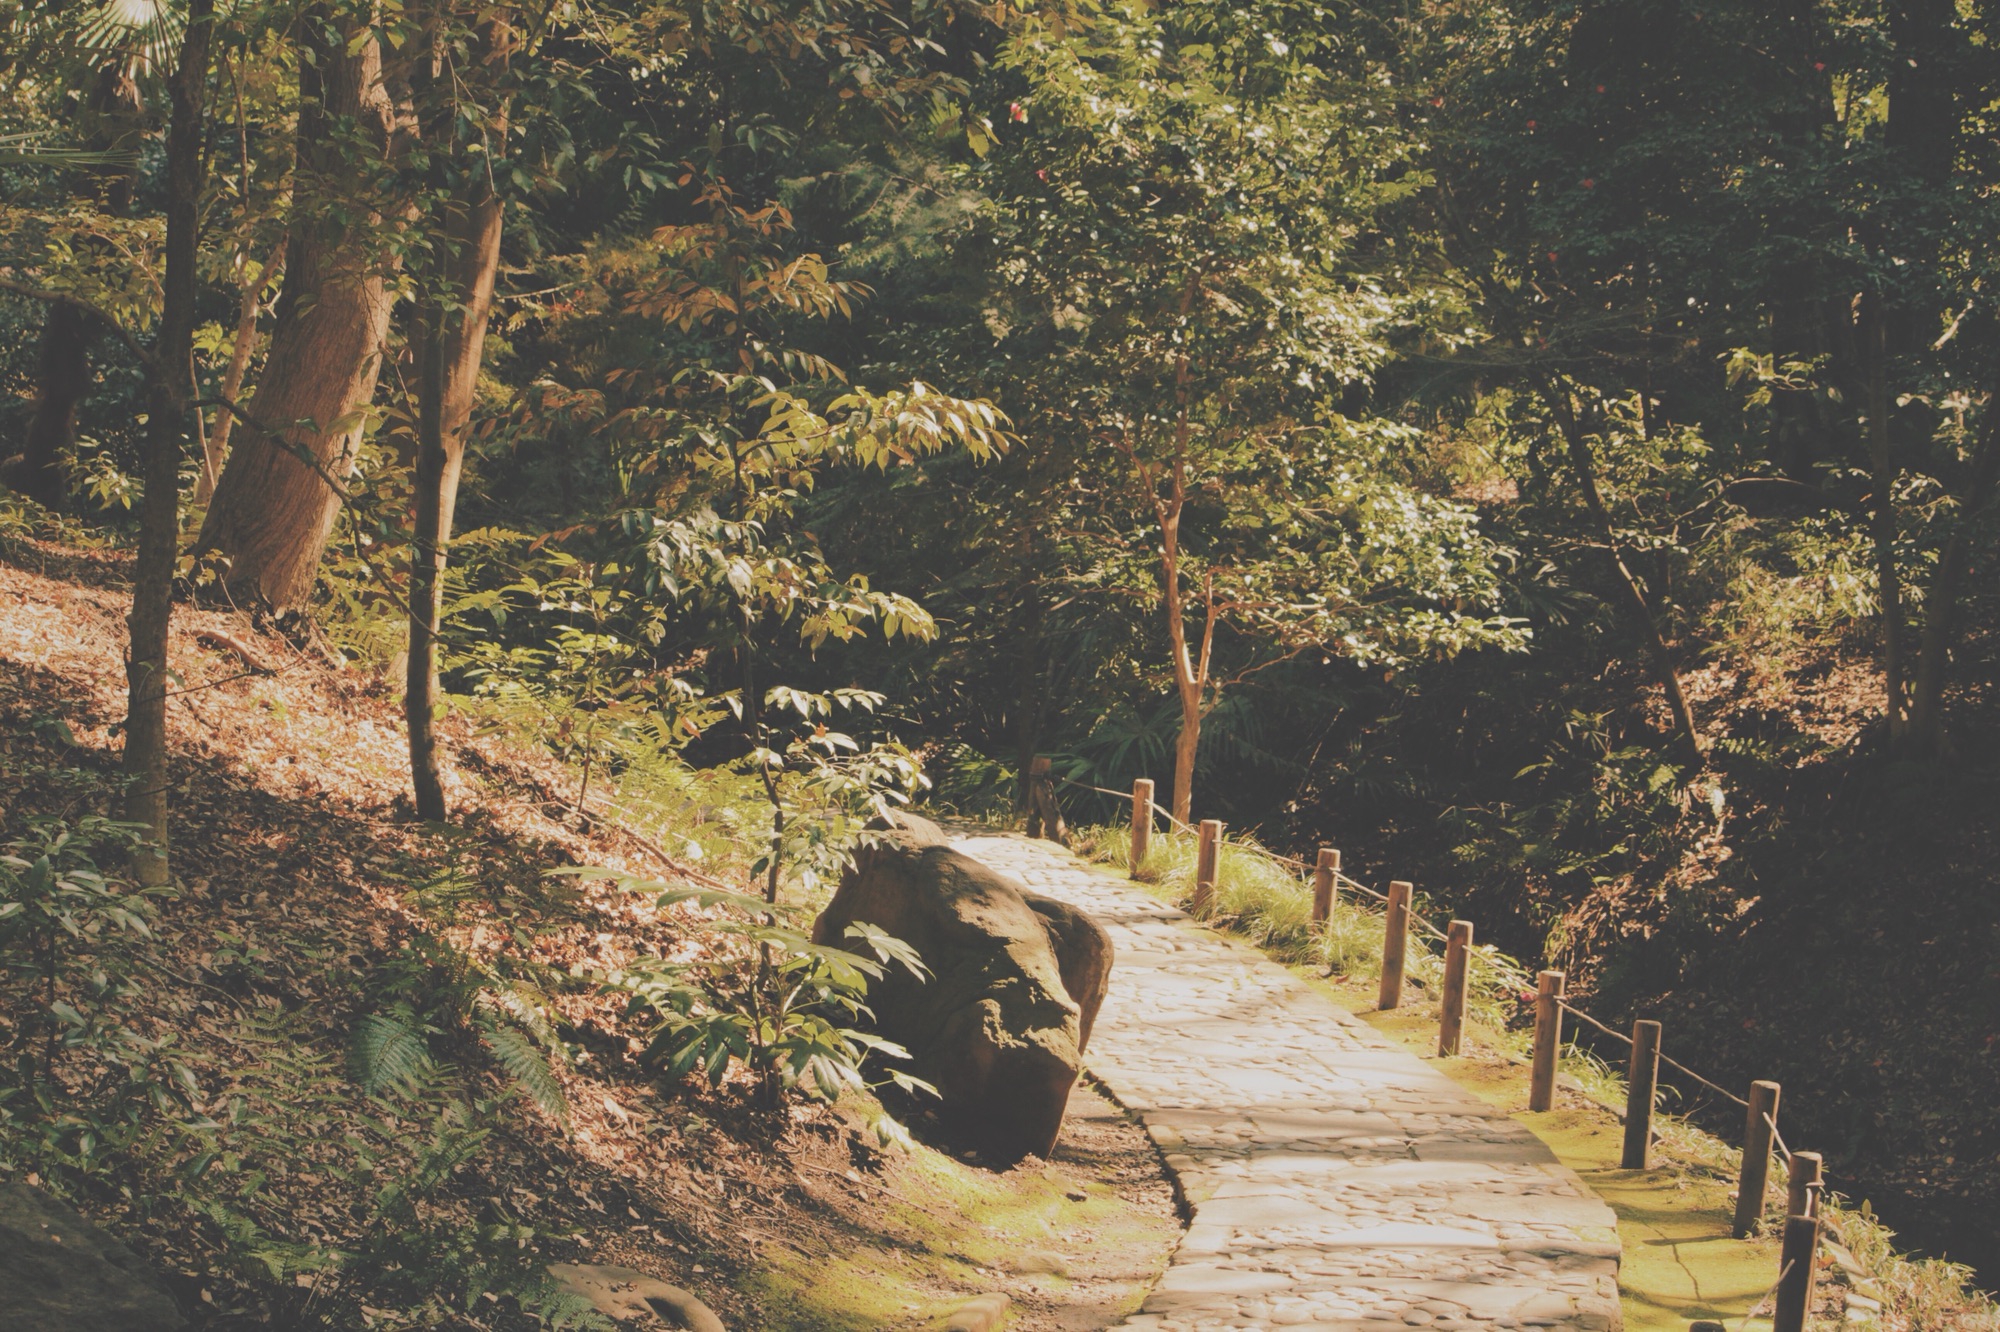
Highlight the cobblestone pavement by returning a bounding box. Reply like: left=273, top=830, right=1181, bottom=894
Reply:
left=952, top=833, right=1622, bottom=1332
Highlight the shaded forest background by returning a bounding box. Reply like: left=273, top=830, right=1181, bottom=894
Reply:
left=5, top=0, right=1999, bottom=1290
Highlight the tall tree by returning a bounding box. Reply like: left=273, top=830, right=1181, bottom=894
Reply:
left=124, top=0, right=216, bottom=883
left=196, top=7, right=408, bottom=613
left=402, top=2, right=513, bottom=818
left=974, top=1, right=1521, bottom=821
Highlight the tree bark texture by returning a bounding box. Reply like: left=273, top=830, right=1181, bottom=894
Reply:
left=407, top=300, right=449, bottom=820
left=196, top=241, right=284, bottom=505
left=404, top=20, right=509, bottom=819
left=13, top=304, right=98, bottom=508
left=197, top=26, right=406, bottom=612
left=123, top=0, right=214, bottom=885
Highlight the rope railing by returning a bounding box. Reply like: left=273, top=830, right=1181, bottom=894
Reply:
left=1028, top=769, right=1830, bottom=1329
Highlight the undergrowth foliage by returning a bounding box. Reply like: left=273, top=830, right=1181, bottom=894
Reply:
left=348, top=845, right=574, bottom=1126
left=579, top=872, right=936, bottom=1135
left=0, top=772, right=604, bottom=1328
left=0, top=811, right=198, bottom=1175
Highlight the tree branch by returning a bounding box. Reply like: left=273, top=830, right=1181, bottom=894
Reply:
left=0, top=277, right=155, bottom=369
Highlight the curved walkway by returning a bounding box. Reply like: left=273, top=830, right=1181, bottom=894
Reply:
left=952, top=832, right=1622, bottom=1332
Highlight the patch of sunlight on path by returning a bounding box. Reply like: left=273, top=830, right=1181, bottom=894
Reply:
left=1335, top=1001, right=1783, bottom=1332
left=953, top=832, right=1624, bottom=1332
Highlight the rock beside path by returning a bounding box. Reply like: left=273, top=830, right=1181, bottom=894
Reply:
left=0, top=1182, right=185, bottom=1331
left=814, top=833, right=1112, bottom=1161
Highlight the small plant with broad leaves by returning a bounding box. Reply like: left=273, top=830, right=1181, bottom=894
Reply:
left=574, top=872, right=936, bottom=1131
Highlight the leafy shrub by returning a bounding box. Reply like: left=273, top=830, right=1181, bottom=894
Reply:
left=581, top=874, right=936, bottom=1124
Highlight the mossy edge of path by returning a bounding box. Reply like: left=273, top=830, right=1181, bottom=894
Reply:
left=1300, top=965, right=1783, bottom=1332
left=732, top=1088, right=1179, bottom=1331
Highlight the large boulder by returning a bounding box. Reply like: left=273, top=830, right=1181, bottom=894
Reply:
left=0, top=1182, right=185, bottom=1331
left=813, top=832, right=1112, bottom=1161
left=1021, top=892, right=1112, bottom=1053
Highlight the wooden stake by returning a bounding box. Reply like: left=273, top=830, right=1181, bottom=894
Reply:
left=1376, top=880, right=1413, bottom=1010
left=1621, top=1019, right=1662, bottom=1169
left=1733, top=1080, right=1783, bottom=1238
left=1772, top=1211, right=1821, bottom=1332
left=1193, top=818, right=1223, bottom=916
left=1437, top=920, right=1473, bottom=1056
left=1311, top=848, right=1340, bottom=926
left=1129, top=779, right=1155, bottom=876
left=1529, top=970, right=1565, bottom=1111
left=1786, top=1151, right=1823, bottom=1221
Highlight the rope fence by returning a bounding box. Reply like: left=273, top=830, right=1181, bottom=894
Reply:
left=1032, top=769, right=1830, bottom=1332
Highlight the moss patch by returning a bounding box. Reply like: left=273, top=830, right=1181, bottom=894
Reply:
left=735, top=1083, right=1180, bottom=1330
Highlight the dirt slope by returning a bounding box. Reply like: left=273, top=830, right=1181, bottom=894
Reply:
left=0, top=537, right=1178, bottom=1330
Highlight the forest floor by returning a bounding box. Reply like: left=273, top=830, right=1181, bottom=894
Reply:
left=0, top=535, right=1180, bottom=1330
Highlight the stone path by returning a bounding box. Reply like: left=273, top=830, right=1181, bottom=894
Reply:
left=952, top=833, right=1622, bottom=1332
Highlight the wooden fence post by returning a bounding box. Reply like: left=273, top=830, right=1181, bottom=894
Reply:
left=1733, top=1080, right=1783, bottom=1238
left=1376, top=880, right=1413, bottom=1010
left=1786, top=1151, right=1823, bottom=1220
left=1192, top=818, right=1223, bottom=917
left=1437, top=920, right=1473, bottom=1056
left=1621, top=1019, right=1662, bottom=1169
left=1772, top=1211, right=1821, bottom=1332
left=1311, top=848, right=1340, bottom=926
left=1025, top=756, right=1069, bottom=846
left=1129, top=778, right=1154, bottom=876
left=1529, top=970, right=1565, bottom=1111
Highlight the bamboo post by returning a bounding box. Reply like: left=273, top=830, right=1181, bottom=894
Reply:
left=1192, top=818, right=1223, bottom=916
left=1376, top=880, right=1413, bottom=1010
left=1772, top=1211, right=1821, bottom=1332
left=1786, top=1151, right=1823, bottom=1220
left=1310, top=848, right=1340, bottom=926
left=1528, top=970, right=1565, bottom=1111
left=1437, top=920, right=1473, bottom=1056
left=1129, top=778, right=1154, bottom=876
left=1621, top=1019, right=1662, bottom=1169
left=1733, top=1080, right=1783, bottom=1238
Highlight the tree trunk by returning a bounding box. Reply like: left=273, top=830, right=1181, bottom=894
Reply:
left=9, top=62, right=145, bottom=510
left=1861, top=299, right=1909, bottom=745
left=407, top=298, right=449, bottom=820
left=1545, top=384, right=1704, bottom=765
left=13, top=305, right=97, bottom=509
left=197, top=25, right=406, bottom=612
left=1171, top=691, right=1200, bottom=828
left=404, top=28, right=508, bottom=819
left=1011, top=520, right=1048, bottom=813
left=1905, top=401, right=2000, bottom=752
left=123, top=0, right=214, bottom=886
left=1155, top=443, right=1207, bottom=824
left=196, top=241, right=284, bottom=505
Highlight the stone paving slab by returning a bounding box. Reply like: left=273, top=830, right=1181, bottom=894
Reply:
left=951, top=833, right=1622, bottom=1332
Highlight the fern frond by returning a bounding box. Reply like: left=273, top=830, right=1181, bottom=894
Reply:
left=479, top=1019, right=568, bottom=1124
left=349, top=1006, right=436, bottom=1096
left=483, top=982, right=560, bottom=1048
